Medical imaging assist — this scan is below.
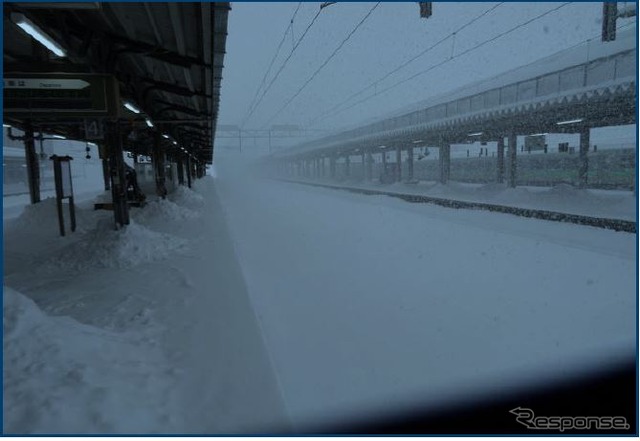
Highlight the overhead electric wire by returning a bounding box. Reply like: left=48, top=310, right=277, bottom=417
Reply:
left=314, top=2, right=572, bottom=126
left=243, top=5, right=324, bottom=127
left=307, top=2, right=504, bottom=126
left=241, top=2, right=303, bottom=128
left=263, top=2, right=381, bottom=128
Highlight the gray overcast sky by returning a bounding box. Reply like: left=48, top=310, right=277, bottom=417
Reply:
left=217, top=2, right=609, bottom=134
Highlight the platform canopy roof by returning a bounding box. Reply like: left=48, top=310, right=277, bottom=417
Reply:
left=3, top=2, right=230, bottom=164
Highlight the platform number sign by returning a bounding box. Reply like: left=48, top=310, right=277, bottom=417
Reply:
left=84, top=119, right=104, bottom=140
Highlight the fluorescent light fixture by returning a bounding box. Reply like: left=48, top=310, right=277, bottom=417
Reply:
left=3, top=124, right=11, bottom=128
left=354, top=148, right=360, bottom=152
left=556, top=118, right=583, bottom=126
left=172, top=141, right=177, bottom=145
left=162, top=134, right=170, bottom=139
left=123, top=102, right=141, bottom=114
left=378, top=145, right=387, bottom=149
left=412, top=140, right=423, bottom=144
left=468, top=132, right=483, bottom=137
left=52, top=134, right=66, bottom=139
left=145, top=118, right=154, bottom=128
left=530, top=133, right=548, bottom=137
left=12, top=13, right=66, bottom=57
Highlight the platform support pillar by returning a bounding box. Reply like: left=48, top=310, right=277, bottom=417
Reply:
left=366, top=151, right=373, bottom=181
left=439, top=144, right=450, bottom=184
left=407, top=146, right=414, bottom=181
left=396, top=146, right=402, bottom=182
left=186, top=156, right=192, bottom=188
left=24, top=122, right=41, bottom=204
left=496, top=136, right=505, bottom=183
left=507, top=132, right=517, bottom=188
left=381, top=150, right=387, bottom=180
left=152, top=131, right=167, bottom=198
left=578, top=127, right=590, bottom=188
left=330, top=155, right=336, bottom=179
left=176, top=156, right=185, bottom=185
left=106, top=122, right=129, bottom=227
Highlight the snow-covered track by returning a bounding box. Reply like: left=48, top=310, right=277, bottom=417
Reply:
left=279, top=179, right=636, bottom=233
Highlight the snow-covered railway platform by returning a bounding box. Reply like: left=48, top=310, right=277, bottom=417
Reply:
left=3, top=162, right=636, bottom=433
left=3, top=178, right=289, bottom=434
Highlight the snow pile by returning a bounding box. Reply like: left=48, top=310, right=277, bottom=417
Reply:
left=3, top=286, right=181, bottom=434
left=43, top=220, right=188, bottom=272
left=170, top=186, right=204, bottom=208
left=132, top=198, right=199, bottom=225
left=170, top=186, right=205, bottom=209
left=10, top=197, right=61, bottom=235
left=7, top=195, right=109, bottom=238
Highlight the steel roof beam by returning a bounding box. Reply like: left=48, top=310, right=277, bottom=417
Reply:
left=109, top=34, right=211, bottom=69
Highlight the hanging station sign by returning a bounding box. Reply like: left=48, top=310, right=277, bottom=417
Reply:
left=3, top=73, right=120, bottom=117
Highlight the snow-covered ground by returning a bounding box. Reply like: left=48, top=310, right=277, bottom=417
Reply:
left=3, top=179, right=290, bottom=434
left=290, top=178, right=637, bottom=221
left=216, top=159, right=636, bottom=430
left=3, top=158, right=637, bottom=433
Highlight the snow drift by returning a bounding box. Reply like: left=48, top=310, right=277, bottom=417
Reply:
left=3, top=286, right=182, bottom=434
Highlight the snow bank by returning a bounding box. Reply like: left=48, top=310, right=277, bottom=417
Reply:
left=7, top=195, right=107, bottom=237
left=3, top=286, right=181, bottom=434
left=44, top=220, right=188, bottom=272
left=170, top=185, right=205, bottom=209
left=10, top=197, right=61, bottom=235
left=319, top=179, right=636, bottom=220
left=132, top=198, right=199, bottom=225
